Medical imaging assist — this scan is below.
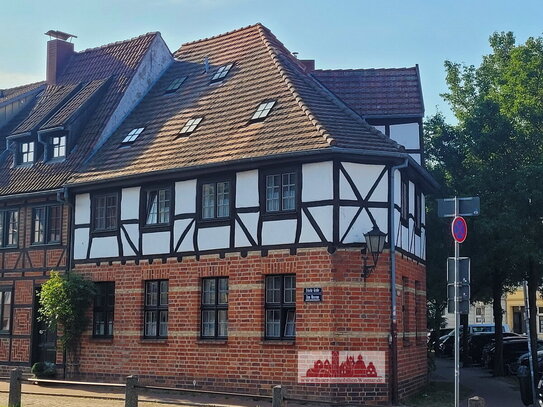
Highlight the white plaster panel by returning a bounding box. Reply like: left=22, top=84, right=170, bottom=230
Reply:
left=121, top=233, right=136, bottom=257
left=173, top=218, right=193, bottom=250
left=123, top=224, right=140, bottom=250
left=373, top=125, right=386, bottom=134
left=394, top=170, right=401, bottom=206
left=302, top=161, right=333, bottom=202
left=235, top=221, right=252, bottom=247
left=308, top=206, right=333, bottom=241
left=340, top=171, right=357, bottom=200
left=238, top=212, right=259, bottom=242
left=409, top=181, right=415, bottom=217
left=421, top=229, right=426, bottom=260
left=369, top=208, right=388, bottom=237
left=299, top=212, right=322, bottom=243
left=421, top=194, right=426, bottom=225
left=75, top=194, right=91, bottom=225
left=262, top=219, right=297, bottom=246
left=175, top=179, right=197, bottom=214
left=339, top=206, right=358, bottom=242
left=415, top=233, right=421, bottom=259
left=342, top=163, right=387, bottom=201
left=73, top=228, right=89, bottom=259
left=179, top=223, right=195, bottom=253
left=198, top=226, right=230, bottom=251
left=90, top=236, right=119, bottom=259
left=121, top=187, right=140, bottom=220
left=343, top=210, right=373, bottom=244
left=236, top=170, right=259, bottom=208
left=402, top=225, right=409, bottom=250
left=142, top=231, right=170, bottom=255
left=410, top=153, right=421, bottom=165
left=389, top=122, right=420, bottom=150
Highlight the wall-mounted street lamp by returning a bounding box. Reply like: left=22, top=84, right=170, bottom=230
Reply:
left=362, top=226, right=387, bottom=279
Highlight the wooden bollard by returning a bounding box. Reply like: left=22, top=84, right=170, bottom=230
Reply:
left=8, top=368, right=22, bottom=407
left=272, top=385, right=285, bottom=407
left=125, top=375, right=139, bottom=407
left=468, top=396, right=485, bottom=407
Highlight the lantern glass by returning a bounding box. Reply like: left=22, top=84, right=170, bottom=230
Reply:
left=364, top=226, right=387, bottom=264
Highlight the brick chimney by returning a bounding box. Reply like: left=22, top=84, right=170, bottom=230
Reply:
left=45, top=30, right=76, bottom=85
left=300, top=59, right=315, bottom=72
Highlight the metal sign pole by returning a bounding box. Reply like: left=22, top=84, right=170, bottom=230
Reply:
left=523, top=280, right=538, bottom=405
left=454, top=197, right=460, bottom=407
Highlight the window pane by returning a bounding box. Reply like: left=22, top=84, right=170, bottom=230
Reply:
left=266, top=309, right=281, bottom=338
left=32, top=207, right=45, bottom=244
left=203, top=279, right=216, bottom=305
left=159, top=310, right=168, bottom=337
left=106, top=195, right=117, bottom=229
left=107, top=311, right=114, bottom=336
left=146, top=191, right=158, bottom=224
left=266, top=276, right=281, bottom=304
left=159, top=281, right=168, bottom=306
left=266, top=175, right=280, bottom=212
left=1, top=291, right=10, bottom=331
left=282, top=172, right=296, bottom=210
left=144, top=311, right=157, bottom=337
left=95, top=197, right=106, bottom=230
left=284, top=275, right=296, bottom=304
left=94, top=312, right=105, bottom=335
left=146, top=281, right=158, bottom=306
left=218, top=310, right=228, bottom=337
left=202, top=310, right=215, bottom=337
left=48, top=206, right=62, bottom=243
left=7, top=211, right=17, bottom=246
left=285, top=309, right=296, bottom=337
left=158, top=189, right=170, bottom=224
left=216, top=182, right=230, bottom=218
left=202, top=183, right=216, bottom=219
left=218, top=278, right=228, bottom=305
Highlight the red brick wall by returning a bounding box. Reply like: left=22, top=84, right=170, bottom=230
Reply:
left=75, top=248, right=427, bottom=405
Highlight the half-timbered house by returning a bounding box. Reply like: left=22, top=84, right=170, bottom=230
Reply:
left=64, top=24, right=437, bottom=405
left=0, top=30, right=171, bottom=373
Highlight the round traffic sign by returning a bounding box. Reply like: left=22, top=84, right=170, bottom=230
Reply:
left=451, top=216, right=467, bottom=243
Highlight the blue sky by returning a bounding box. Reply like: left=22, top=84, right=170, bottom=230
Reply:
left=1, top=0, right=542, bottom=121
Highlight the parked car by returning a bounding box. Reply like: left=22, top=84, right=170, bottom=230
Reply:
left=438, top=325, right=512, bottom=357
left=517, top=349, right=543, bottom=375
left=469, top=332, right=523, bottom=364
left=483, top=338, right=543, bottom=374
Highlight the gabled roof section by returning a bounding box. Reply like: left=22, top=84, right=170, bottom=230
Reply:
left=312, top=67, right=424, bottom=119
left=0, top=32, right=163, bottom=195
left=0, top=82, right=45, bottom=106
left=69, top=24, right=402, bottom=185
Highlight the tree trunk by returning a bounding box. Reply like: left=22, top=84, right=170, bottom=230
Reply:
left=461, top=313, right=471, bottom=366
left=492, top=276, right=505, bottom=376
left=528, top=258, right=539, bottom=390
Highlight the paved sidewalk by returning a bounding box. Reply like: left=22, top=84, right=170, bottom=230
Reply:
left=432, top=357, right=524, bottom=407
left=0, top=379, right=290, bottom=407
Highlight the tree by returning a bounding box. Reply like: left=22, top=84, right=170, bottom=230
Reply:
left=38, top=272, right=96, bottom=374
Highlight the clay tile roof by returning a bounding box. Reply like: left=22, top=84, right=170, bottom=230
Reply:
left=69, top=24, right=402, bottom=185
left=0, top=32, right=159, bottom=195
left=0, top=82, right=45, bottom=105
left=312, top=67, right=424, bottom=118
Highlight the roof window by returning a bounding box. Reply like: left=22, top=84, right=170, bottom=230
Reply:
left=122, top=128, right=144, bottom=144
left=251, top=101, right=276, bottom=121
left=211, top=63, right=233, bottom=82
left=165, top=76, right=187, bottom=94
left=179, top=118, right=203, bottom=136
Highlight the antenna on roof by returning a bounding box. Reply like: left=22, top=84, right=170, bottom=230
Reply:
left=204, top=56, right=210, bottom=73
left=292, top=52, right=299, bottom=59
left=45, top=30, right=78, bottom=42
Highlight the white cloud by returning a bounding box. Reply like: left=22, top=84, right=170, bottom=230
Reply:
left=0, top=71, right=42, bottom=89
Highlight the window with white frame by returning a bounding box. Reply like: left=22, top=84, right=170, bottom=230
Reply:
left=211, top=63, right=233, bottom=82
left=179, top=118, right=203, bottom=136
left=251, top=101, right=276, bottom=121
left=19, top=141, right=34, bottom=164
left=51, top=135, right=66, bottom=158
left=145, top=188, right=171, bottom=225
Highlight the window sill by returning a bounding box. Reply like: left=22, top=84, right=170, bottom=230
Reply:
left=0, top=246, right=18, bottom=251
left=30, top=242, right=62, bottom=248
left=260, top=211, right=297, bottom=221
left=261, top=339, right=296, bottom=346
left=91, top=230, right=118, bottom=238
left=197, top=339, right=227, bottom=345
left=140, top=338, right=168, bottom=344
left=90, top=336, right=113, bottom=343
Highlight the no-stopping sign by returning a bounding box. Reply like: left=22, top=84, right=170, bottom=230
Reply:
left=451, top=216, right=467, bottom=243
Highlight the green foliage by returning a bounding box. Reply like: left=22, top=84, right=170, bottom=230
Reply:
left=31, top=361, right=56, bottom=378
left=38, top=272, right=96, bottom=358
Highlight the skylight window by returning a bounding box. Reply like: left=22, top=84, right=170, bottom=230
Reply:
left=179, top=117, right=203, bottom=135
left=165, top=76, right=187, bottom=94
left=122, top=128, right=144, bottom=144
left=211, top=63, right=233, bottom=82
left=251, top=101, right=276, bottom=121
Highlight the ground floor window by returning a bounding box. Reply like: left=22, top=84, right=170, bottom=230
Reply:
left=144, top=280, right=168, bottom=338
left=201, top=277, right=228, bottom=338
left=93, top=282, right=114, bottom=337
left=0, top=288, right=11, bottom=333
left=265, top=274, right=295, bottom=339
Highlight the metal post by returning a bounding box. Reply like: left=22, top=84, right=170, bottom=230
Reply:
left=468, top=396, right=486, bottom=407
left=523, top=280, right=538, bottom=405
left=454, top=197, right=460, bottom=407
left=8, top=368, right=22, bottom=407
left=272, top=385, right=285, bottom=407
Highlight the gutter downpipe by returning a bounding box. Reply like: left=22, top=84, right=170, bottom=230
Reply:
left=389, top=158, right=408, bottom=405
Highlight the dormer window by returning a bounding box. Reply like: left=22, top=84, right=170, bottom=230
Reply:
left=19, top=142, right=34, bottom=164
left=122, top=128, right=144, bottom=144
left=165, top=76, right=187, bottom=94
left=211, top=63, right=233, bottom=82
left=179, top=118, right=202, bottom=136
left=51, top=135, right=66, bottom=159
left=251, top=101, right=276, bottom=121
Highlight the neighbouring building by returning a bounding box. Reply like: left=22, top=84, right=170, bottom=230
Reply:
left=504, top=288, right=543, bottom=338
left=0, top=24, right=437, bottom=405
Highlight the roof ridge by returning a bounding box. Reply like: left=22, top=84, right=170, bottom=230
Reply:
left=179, top=23, right=262, bottom=48
left=0, top=81, right=45, bottom=93
left=256, top=25, right=336, bottom=147
left=314, top=67, right=417, bottom=72
left=76, top=32, right=159, bottom=55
